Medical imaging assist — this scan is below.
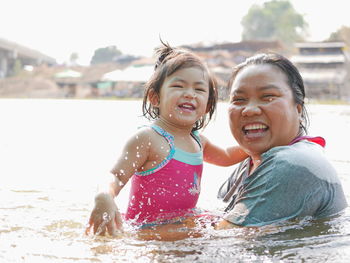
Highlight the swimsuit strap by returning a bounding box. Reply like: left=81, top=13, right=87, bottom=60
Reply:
left=191, top=130, right=202, bottom=150
left=135, top=125, right=175, bottom=176
left=150, top=124, right=176, bottom=149
left=289, top=136, right=326, bottom=148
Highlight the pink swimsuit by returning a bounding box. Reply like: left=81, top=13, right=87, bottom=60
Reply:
left=124, top=125, right=203, bottom=226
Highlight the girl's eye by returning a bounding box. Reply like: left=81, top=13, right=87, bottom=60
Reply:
left=195, top=88, right=206, bottom=92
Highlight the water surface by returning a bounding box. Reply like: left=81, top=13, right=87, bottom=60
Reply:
left=0, top=99, right=349, bottom=262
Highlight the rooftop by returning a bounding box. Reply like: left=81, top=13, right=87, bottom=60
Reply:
left=291, top=54, right=346, bottom=64
left=0, top=37, right=56, bottom=64
left=295, top=42, right=346, bottom=49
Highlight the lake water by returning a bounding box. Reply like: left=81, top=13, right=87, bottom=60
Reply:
left=1, top=99, right=349, bottom=262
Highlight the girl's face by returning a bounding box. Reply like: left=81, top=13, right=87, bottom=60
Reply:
left=155, top=67, right=210, bottom=128
left=228, top=64, right=302, bottom=158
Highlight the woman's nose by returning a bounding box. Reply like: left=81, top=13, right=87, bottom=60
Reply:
left=242, top=102, right=262, bottom=116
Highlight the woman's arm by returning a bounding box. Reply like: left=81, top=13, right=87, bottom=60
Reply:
left=215, top=219, right=237, bottom=230
left=201, top=134, right=248, bottom=166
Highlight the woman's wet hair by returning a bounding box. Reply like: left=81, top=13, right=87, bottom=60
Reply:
left=227, top=53, right=309, bottom=135
left=142, top=40, right=218, bottom=131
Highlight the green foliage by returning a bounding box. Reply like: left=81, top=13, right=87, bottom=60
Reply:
left=69, top=52, right=79, bottom=64
left=90, top=46, right=122, bottom=65
left=241, top=0, right=307, bottom=45
left=328, top=26, right=350, bottom=46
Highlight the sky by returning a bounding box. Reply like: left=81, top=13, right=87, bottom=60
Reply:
left=0, top=0, right=349, bottom=65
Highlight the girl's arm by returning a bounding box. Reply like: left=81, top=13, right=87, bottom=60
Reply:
left=200, top=134, right=248, bottom=167
left=86, top=129, right=151, bottom=236
left=108, top=129, right=151, bottom=197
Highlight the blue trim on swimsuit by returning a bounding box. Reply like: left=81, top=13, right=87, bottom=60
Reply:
left=135, top=125, right=202, bottom=176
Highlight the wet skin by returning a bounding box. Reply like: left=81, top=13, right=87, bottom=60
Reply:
left=228, top=64, right=302, bottom=167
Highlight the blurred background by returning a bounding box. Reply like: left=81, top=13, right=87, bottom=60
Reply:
left=0, top=0, right=349, bottom=102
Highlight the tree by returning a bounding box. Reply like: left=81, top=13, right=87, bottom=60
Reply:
left=90, top=46, right=122, bottom=65
left=241, top=0, right=307, bottom=46
left=69, top=52, right=79, bottom=65
left=327, top=26, right=350, bottom=46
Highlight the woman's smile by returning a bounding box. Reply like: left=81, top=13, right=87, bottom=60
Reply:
left=242, top=122, right=269, bottom=139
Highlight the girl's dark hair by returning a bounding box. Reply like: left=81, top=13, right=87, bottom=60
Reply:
left=227, top=53, right=309, bottom=135
left=142, top=40, right=218, bottom=131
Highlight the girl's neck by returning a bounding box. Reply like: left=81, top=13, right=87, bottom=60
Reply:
left=154, top=117, right=193, bottom=137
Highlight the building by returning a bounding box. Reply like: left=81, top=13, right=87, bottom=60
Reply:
left=0, top=37, right=56, bottom=78
left=184, top=40, right=284, bottom=99
left=291, top=42, right=350, bottom=101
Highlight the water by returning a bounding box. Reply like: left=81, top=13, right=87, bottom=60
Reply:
left=0, top=99, right=349, bottom=262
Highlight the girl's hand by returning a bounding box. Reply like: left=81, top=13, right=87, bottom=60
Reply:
left=85, top=193, right=123, bottom=236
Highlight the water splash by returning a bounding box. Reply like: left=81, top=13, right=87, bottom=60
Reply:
left=95, top=212, right=111, bottom=236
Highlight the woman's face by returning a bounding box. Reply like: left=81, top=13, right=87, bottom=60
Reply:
left=228, top=64, right=302, bottom=157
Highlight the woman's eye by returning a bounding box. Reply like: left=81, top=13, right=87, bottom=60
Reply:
left=230, top=97, right=246, bottom=103
left=195, top=88, right=206, bottom=92
left=262, top=94, right=276, bottom=100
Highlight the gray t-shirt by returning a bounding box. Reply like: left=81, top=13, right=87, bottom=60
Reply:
left=218, top=140, right=348, bottom=226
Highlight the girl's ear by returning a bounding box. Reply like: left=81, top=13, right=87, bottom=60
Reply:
left=149, top=90, right=160, bottom=107
left=297, top=104, right=302, bottom=115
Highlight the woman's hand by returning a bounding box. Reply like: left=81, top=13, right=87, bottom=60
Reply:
left=85, top=193, right=123, bottom=236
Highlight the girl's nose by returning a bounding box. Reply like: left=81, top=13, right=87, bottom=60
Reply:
left=242, top=102, right=262, bottom=116
left=183, top=89, right=196, bottom=99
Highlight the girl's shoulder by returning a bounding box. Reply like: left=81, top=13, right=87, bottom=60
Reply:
left=122, top=126, right=159, bottom=149
left=134, top=125, right=173, bottom=149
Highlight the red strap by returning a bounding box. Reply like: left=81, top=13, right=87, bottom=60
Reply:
left=289, top=136, right=326, bottom=148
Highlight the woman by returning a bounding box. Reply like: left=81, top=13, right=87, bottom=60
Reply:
left=216, top=53, right=347, bottom=229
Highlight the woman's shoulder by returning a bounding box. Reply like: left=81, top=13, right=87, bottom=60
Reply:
left=264, top=140, right=325, bottom=162
left=260, top=140, right=338, bottom=182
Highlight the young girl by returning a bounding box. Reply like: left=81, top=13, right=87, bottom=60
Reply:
left=86, top=42, right=247, bottom=236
